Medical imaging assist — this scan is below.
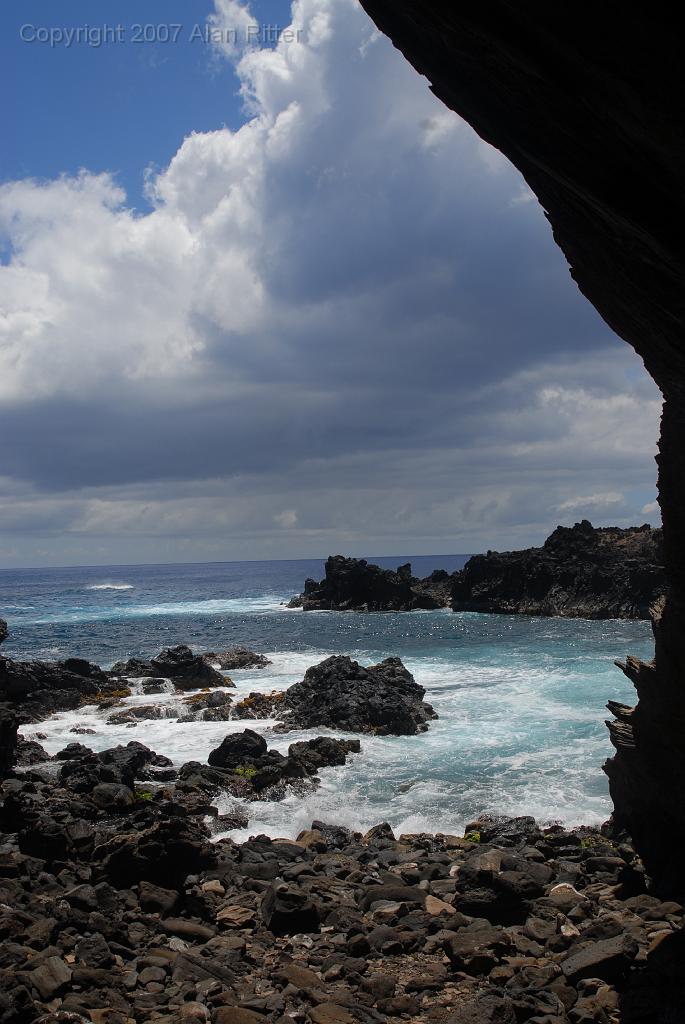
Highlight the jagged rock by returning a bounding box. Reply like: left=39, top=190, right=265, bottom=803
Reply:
left=107, top=704, right=177, bottom=724
left=0, top=654, right=111, bottom=721
left=91, top=783, right=135, bottom=811
left=15, top=737, right=52, bottom=766
left=178, top=689, right=234, bottom=723
left=261, top=882, right=321, bottom=935
left=288, top=555, right=451, bottom=610
left=0, top=703, right=18, bottom=776
left=95, top=818, right=216, bottom=889
left=561, top=933, right=639, bottom=984
left=287, top=736, right=361, bottom=773
left=58, top=740, right=160, bottom=792
left=208, top=729, right=268, bottom=768
left=445, top=992, right=517, bottom=1024
left=202, top=647, right=272, bottom=670
left=109, top=644, right=227, bottom=691
left=277, top=655, right=437, bottom=735
left=451, top=521, right=664, bottom=620
left=233, top=690, right=284, bottom=719
left=0, top=619, right=7, bottom=645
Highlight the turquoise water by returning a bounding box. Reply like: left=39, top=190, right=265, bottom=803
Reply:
left=0, top=557, right=653, bottom=838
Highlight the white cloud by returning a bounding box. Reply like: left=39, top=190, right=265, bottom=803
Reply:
left=555, top=493, right=625, bottom=514
left=0, top=0, right=661, bottom=564
left=274, top=509, right=298, bottom=528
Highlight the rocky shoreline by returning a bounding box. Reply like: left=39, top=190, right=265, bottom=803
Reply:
left=2, top=620, right=683, bottom=1023
left=1, top=751, right=683, bottom=1023
left=288, top=523, right=665, bottom=621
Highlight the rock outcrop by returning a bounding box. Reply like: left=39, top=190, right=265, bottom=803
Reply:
left=0, top=621, right=117, bottom=722
left=288, top=555, right=451, bottom=611
left=358, top=0, right=685, bottom=890
left=277, top=655, right=437, bottom=735
left=110, top=644, right=228, bottom=691
left=451, top=521, right=664, bottom=619
left=203, top=647, right=272, bottom=670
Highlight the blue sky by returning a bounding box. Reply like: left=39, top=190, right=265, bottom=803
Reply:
left=3, top=0, right=289, bottom=207
left=0, top=0, right=660, bottom=567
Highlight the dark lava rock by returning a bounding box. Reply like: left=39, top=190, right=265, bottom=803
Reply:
left=96, top=817, right=216, bottom=889
left=203, top=646, right=272, bottom=670
left=0, top=652, right=112, bottom=721
left=15, top=736, right=52, bottom=766
left=0, top=618, right=7, bottom=645
left=178, top=689, right=234, bottom=723
left=560, top=933, right=639, bottom=985
left=109, top=644, right=227, bottom=690
left=233, top=690, right=285, bottom=719
left=58, top=740, right=160, bottom=792
left=446, top=991, right=517, bottom=1024
left=261, top=882, right=321, bottom=935
left=288, top=736, right=361, bottom=773
left=0, top=703, right=18, bottom=776
left=288, top=555, right=452, bottom=611
left=208, top=729, right=268, bottom=768
left=451, top=521, right=664, bottom=620
left=277, top=655, right=437, bottom=735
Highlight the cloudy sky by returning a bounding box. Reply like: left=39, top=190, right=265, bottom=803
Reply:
left=0, top=0, right=661, bottom=568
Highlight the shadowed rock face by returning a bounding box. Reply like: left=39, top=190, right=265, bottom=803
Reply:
left=288, top=555, right=451, bottom=611
left=359, top=1, right=685, bottom=889
left=451, top=521, right=664, bottom=620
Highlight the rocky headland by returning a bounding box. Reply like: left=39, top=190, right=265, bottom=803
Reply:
left=451, top=522, right=664, bottom=621
left=289, top=523, right=664, bottom=621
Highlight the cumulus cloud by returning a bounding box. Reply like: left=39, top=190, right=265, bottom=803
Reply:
left=0, top=0, right=661, bottom=566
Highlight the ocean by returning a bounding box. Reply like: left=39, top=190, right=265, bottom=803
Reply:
left=0, top=555, right=653, bottom=841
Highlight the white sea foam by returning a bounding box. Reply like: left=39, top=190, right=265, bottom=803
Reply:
left=86, top=583, right=134, bottom=591
left=28, top=595, right=288, bottom=625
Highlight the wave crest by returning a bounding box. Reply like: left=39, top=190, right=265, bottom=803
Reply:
left=86, top=583, right=134, bottom=591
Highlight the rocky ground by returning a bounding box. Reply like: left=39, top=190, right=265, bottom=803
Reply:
left=2, top=621, right=683, bottom=1022
left=1, top=745, right=683, bottom=1024
left=287, top=523, right=665, bottom=621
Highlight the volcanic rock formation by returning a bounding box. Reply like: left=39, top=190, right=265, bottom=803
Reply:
left=110, top=644, right=227, bottom=691
left=451, top=521, right=664, bottom=620
left=359, top=0, right=685, bottom=889
left=288, top=555, right=452, bottom=610
left=277, top=654, right=437, bottom=735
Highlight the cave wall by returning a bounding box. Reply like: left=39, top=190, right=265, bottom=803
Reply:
left=360, top=0, right=685, bottom=889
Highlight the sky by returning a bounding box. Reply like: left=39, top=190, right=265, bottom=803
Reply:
left=0, top=0, right=661, bottom=568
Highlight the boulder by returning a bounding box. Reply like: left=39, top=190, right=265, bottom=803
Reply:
left=560, top=933, right=639, bottom=985
left=203, top=647, right=272, bottom=670
left=261, top=882, right=321, bottom=935
left=233, top=690, right=284, bottom=719
left=208, top=729, right=267, bottom=768
left=277, top=655, right=437, bottom=735
left=110, top=644, right=227, bottom=690
left=178, top=690, right=234, bottom=722
left=288, top=736, right=361, bottom=773
left=96, top=818, right=216, bottom=889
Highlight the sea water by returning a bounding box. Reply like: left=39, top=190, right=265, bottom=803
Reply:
left=0, top=556, right=653, bottom=840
